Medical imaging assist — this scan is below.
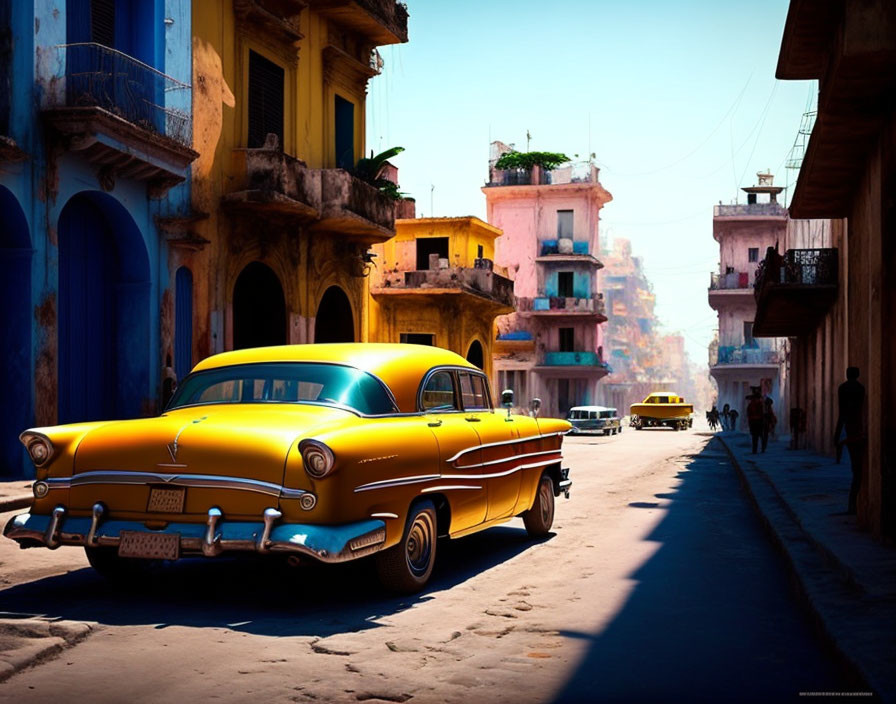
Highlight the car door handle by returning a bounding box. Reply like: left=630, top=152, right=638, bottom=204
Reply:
left=465, top=416, right=481, bottom=422
left=427, top=419, right=442, bottom=427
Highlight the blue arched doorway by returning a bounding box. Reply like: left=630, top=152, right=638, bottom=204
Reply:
left=58, top=192, right=150, bottom=423
left=0, top=187, right=32, bottom=476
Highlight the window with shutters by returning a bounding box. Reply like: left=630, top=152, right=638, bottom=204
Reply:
left=248, top=50, right=284, bottom=149
left=334, top=95, right=355, bottom=169
left=91, top=0, right=115, bottom=46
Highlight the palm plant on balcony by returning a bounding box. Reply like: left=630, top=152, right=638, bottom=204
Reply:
left=354, top=146, right=405, bottom=200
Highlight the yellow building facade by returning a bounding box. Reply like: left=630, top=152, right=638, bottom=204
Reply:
left=163, top=1, right=408, bottom=370
left=367, top=217, right=515, bottom=381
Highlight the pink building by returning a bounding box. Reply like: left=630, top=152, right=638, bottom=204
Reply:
left=709, top=172, right=788, bottom=426
left=484, top=141, right=612, bottom=418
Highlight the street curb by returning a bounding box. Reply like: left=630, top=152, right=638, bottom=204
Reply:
left=0, top=618, right=94, bottom=683
left=0, top=496, right=32, bottom=513
left=713, top=435, right=886, bottom=701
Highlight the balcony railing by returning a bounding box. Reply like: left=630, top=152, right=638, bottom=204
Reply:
left=713, top=202, right=787, bottom=217
left=710, top=345, right=781, bottom=366
left=752, top=248, right=839, bottom=336
left=518, top=296, right=606, bottom=316
left=709, top=271, right=753, bottom=290
left=754, top=248, right=838, bottom=293
left=541, top=351, right=610, bottom=368
left=540, top=239, right=590, bottom=256
left=379, top=266, right=515, bottom=308
left=52, top=43, right=192, bottom=148
left=487, top=160, right=601, bottom=187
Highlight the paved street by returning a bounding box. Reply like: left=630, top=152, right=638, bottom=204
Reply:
left=0, top=428, right=845, bottom=703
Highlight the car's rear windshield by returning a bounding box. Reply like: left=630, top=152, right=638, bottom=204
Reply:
left=168, top=363, right=396, bottom=415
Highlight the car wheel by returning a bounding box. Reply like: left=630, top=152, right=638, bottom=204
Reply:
left=523, top=474, right=555, bottom=537
left=376, top=500, right=437, bottom=594
left=84, top=546, right=154, bottom=582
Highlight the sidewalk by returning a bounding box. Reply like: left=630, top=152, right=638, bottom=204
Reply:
left=715, top=431, right=896, bottom=702
left=0, top=479, right=33, bottom=513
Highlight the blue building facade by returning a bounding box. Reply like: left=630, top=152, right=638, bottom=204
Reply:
left=0, top=0, right=196, bottom=477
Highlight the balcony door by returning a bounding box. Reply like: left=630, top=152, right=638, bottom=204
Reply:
left=334, top=95, right=354, bottom=169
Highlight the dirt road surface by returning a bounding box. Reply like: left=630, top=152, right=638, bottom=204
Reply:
left=0, top=428, right=844, bottom=702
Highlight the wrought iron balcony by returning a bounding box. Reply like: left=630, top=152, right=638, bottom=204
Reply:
left=753, top=248, right=838, bottom=336
left=539, top=351, right=611, bottom=373
left=312, top=0, right=408, bottom=44
left=709, top=272, right=753, bottom=290
left=710, top=345, right=781, bottom=367
left=42, top=43, right=196, bottom=190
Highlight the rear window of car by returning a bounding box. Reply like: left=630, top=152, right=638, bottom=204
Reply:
left=168, top=363, right=396, bottom=415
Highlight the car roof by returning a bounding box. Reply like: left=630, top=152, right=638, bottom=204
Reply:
left=568, top=405, right=616, bottom=413
left=191, top=343, right=480, bottom=413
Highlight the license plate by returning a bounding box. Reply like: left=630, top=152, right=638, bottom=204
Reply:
left=118, top=531, right=180, bottom=560
left=147, top=486, right=186, bottom=513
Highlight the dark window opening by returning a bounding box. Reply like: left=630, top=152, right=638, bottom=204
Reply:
left=248, top=50, right=284, bottom=149
left=233, top=262, right=286, bottom=349
left=559, top=327, right=574, bottom=352
left=477, top=244, right=484, bottom=259
left=90, top=0, right=115, bottom=45
left=748, top=247, right=759, bottom=263
left=466, top=339, right=484, bottom=369
left=558, top=271, right=574, bottom=298
left=747, top=193, right=757, bottom=204
left=557, top=210, right=574, bottom=238
left=400, top=333, right=435, bottom=346
left=743, top=321, right=755, bottom=347
left=334, top=94, right=354, bottom=169
left=416, top=237, right=449, bottom=270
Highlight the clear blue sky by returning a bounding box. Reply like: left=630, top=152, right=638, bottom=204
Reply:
left=366, top=0, right=817, bottom=365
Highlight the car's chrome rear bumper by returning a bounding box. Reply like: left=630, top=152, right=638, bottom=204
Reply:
left=3, top=507, right=387, bottom=563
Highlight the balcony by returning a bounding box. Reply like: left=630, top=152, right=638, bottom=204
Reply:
left=535, top=351, right=611, bottom=377
left=487, top=160, right=602, bottom=188
left=233, top=0, right=305, bottom=46
left=313, top=168, right=396, bottom=243
left=710, top=344, right=781, bottom=368
left=713, top=202, right=787, bottom=218
left=708, top=271, right=755, bottom=309
left=43, top=43, right=196, bottom=192
left=371, top=266, right=515, bottom=311
left=518, top=295, right=606, bottom=321
left=223, top=147, right=321, bottom=222
left=753, top=248, right=838, bottom=337
left=312, top=0, right=409, bottom=45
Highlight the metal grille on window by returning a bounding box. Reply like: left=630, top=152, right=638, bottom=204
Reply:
left=248, top=50, right=284, bottom=149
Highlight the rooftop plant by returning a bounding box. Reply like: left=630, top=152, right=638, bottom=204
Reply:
left=494, top=150, right=571, bottom=171
left=354, top=146, right=406, bottom=200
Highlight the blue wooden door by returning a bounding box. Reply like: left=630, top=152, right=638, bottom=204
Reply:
left=58, top=196, right=116, bottom=423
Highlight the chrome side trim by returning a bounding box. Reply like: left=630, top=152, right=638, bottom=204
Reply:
left=353, top=473, right=441, bottom=493
left=370, top=512, right=399, bottom=519
left=442, top=457, right=560, bottom=481
left=454, top=448, right=560, bottom=470
left=421, top=485, right=482, bottom=493
left=43, top=471, right=309, bottom=499
left=444, top=432, right=565, bottom=464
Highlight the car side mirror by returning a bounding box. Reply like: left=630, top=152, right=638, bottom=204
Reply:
left=529, top=397, right=541, bottom=417
left=501, top=389, right=514, bottom=418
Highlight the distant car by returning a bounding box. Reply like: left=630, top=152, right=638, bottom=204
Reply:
left=630, top=392, right=694, bottom=431
left=567, top=406, right=622, bottom=436
left=5, top=344, right=572, bottom=593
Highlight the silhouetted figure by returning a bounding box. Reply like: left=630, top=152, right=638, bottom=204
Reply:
left=708, top=405, right=720, bottom=431
left=729, top=408, right=739, bottom=432
left=721, top=403, right=731, bottom=431
left=833, top=367, right=866, bottom=515
left=763, top=397, right=777, bottom=450
left=747, top=390, right=764, bottom=453
left=790, top=407, right=804, bottom=449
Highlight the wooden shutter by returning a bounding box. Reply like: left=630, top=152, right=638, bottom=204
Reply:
left=248, top=50, right=284, bottom=149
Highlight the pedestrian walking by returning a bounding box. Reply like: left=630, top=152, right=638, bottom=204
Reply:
left=747, top=390, right=764, bottom=453
left=728, top=408, right=739, bottom=431
left=763, top=397, right=776, bottom=449
left=833, top=367, right=866, bottom=515
left=721, top=403, right=730, bottom=431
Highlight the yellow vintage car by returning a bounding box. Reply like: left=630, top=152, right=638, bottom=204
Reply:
left=5, top=343, right=571, bottom=593
left=629, top=392, right=694, bottom=431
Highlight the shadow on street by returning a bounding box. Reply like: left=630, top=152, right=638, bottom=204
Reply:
left=0, top=525, right=549, bottom=638
left=551, top=437, right=850, bottom=703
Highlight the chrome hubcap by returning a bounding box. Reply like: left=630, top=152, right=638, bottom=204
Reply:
left=405, top=512, right=434, bottom=576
